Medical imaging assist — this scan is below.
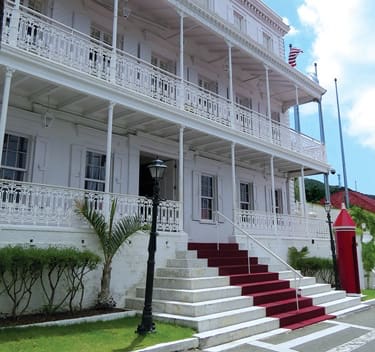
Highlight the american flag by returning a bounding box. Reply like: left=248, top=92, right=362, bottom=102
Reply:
left=288, top=47, right=303, bottom=67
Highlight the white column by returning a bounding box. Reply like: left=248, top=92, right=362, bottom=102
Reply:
left=294, top=85, right=301, bottom=132
left=0, top=68, right=14, bottom=166
left=179, top=126, right=184, bottom=231
left=228, top=43, right=235, bottom=126
left=9, top=0, right=21, bottom=46
left=231, top=143, right=236, bottom=225
left=105, top=102, right=115, bottom=193
left=110, top=0, right=119, bottom=83
left=270, top=156, right=277, bottom=234
left=265, top=66, right=272, bottom=141
left=179, top=12, right=185, bottom=108
left=299, top=166, right=306, bottom=216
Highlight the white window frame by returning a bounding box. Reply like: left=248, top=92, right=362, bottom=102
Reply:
left=151, top=53, right=176, bottom=74
left=239, top=181, right=255, bottom=211
left=198, top=75, right=218, bottom=94
left=90, top=24, right=124, bottom=50
left=262, top=31, right=274, bottom=52
left=200, top=174, right=216, bottom=221
left=1, top=133, right=30, bottom=182
left=233, top=10, right=246, bottom=33
left=84, top=150, right=106, bottom=192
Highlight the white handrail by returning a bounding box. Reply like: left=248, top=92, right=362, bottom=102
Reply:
left=216, top=210, right=302, bottom=310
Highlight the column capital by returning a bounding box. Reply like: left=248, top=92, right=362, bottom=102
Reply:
left=5, top=67, right=15, bottom=78
left=108, top=101, right=116, bottom=109
left=178, top=10, right=186, bottom=18
left=226, top=41, right=233, bottom=48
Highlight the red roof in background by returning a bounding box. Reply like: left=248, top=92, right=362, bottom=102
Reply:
left=328, top=190, right=375, bottom=213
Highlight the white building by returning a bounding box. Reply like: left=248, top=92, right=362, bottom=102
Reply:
left=0, top=0, right=334, bottom=306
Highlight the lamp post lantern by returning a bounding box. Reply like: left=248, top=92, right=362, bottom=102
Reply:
left=324, top=201, right=341, bottom=290
left=137, top=158, right=167, bottom=335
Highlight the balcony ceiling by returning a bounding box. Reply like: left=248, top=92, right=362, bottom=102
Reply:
left=3, top=69, right=323, bottom=177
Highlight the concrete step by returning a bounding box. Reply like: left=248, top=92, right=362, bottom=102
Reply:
left=309, top=289, right=347, bottom=305
left=320, top=295, right=362, bottom=314
left=154, top=305, right=266, bottom=332
left=126, top=295, right=254, bottom=317
left=156, top=266, right=218, bottom=278
left=166, top=258, right=208, bottom=268
left=175, top=250, right=198, bottom=259
left=136, top=285, right=242, bottom=303
left=154, top=276, right=229, bottom=289
left=194, top=317, right=279, bottom=348
left=298, top=283, right=332, bottom=296
left=288, top=276, right=316, bottom=288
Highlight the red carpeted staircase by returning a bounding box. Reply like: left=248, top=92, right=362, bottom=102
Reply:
left=188, top=242, right=335, bottom=330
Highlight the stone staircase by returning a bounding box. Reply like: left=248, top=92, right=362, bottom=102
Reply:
left=126, top=243, right=362, bottom=350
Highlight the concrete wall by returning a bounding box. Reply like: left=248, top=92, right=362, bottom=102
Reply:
left=0, top=225, right=187, bottom=315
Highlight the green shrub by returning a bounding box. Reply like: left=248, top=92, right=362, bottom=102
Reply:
left=287, top=246, right=334, bottom=286
left=0, top=246, right=100, bottom=318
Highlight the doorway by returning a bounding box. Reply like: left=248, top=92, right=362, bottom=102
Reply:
left=138, top=152, right=178, bottom=200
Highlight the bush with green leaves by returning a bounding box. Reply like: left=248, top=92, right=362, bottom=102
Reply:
left=0, top=246, right=100, bottom=318
left=287, top=246, right=334, bottom=286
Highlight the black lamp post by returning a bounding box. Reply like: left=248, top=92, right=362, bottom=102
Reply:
left=324, top=201, right=341, bottom=290
left=137, top=158, right=167, bottom=335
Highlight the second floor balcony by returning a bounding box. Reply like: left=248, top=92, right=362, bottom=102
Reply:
left=1, top=1, right=327, bottom=166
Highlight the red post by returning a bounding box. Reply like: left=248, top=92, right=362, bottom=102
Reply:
left=333, top=204, right=361, bottom=294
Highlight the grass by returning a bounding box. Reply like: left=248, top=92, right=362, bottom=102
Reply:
left=0, top=316, right=196, bottom=352
left=362, top=289, right=375, bottom=301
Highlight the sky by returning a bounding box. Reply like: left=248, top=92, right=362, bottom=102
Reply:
left=262, top=0, right=375, bottom=195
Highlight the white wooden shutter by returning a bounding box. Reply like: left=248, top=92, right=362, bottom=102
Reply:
left=32, top=136, right=48, bottom=184
left=69, top=144, right=85, bottom=188
left=112, top=152, right=127, bottom=194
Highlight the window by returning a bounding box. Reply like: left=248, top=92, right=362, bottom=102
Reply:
left=235, top=95, right=252, bottom=109
left=233, top=11, right=245, bottom=32
left=151, top=54, right=176, bottom=74
left=240, top=182, right=254, bottom=210
left=275, top=189, right=283, bottom=214
left=21, top=0, right=44, bottom=12
left=201, top=175, right=215, bottom=220
left=0, top=134, right=29, bottom=181
left=198, top=75, right=218, bottom=94
left=90, top=25, right=124, bottom=50
left=262, top=32, right=273, bottom=52
left=84, top=151, right=106, bottom=192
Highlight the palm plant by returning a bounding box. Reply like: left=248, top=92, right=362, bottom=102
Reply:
left=75, top=198, right=142, bottom=308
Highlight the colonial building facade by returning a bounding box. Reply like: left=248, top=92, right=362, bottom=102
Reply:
left=0, top=0, right=332, bottom=304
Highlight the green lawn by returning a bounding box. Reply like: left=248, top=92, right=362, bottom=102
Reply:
left=0, top=317, right=196, bottom=352
left=362, top=289, right=375, bottom=301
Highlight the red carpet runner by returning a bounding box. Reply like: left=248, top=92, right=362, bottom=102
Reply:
left=188, top=242, right=335, bottom=329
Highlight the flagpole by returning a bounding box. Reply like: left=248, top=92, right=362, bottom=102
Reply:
left=334, top=78, right=350, bottom=208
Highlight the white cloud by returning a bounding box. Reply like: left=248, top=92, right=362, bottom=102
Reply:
left=282, top=17, right=298, bottom=36
left=297, top=0, right=375, bottom=150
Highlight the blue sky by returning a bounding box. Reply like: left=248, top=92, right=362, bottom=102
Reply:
left=262, top=0, right=375, bottom=195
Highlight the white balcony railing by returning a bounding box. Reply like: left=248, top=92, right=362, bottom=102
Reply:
left=236, top=209, right=328, bottom=239
left=1, top=2, right=326, bottom=163
left=0, top=180, right=180, bottom=232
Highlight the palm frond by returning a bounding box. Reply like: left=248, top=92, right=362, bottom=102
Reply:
left=107, top=216, right=142, bottom=260
left=75, top=200, right=107, bottom=251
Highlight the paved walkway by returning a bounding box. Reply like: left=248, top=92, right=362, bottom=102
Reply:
left=229, top=300, right=375, bottom=352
